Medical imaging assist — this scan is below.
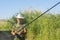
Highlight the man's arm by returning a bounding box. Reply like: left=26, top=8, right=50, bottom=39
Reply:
left=17, top=27, right=27, bottom=35
left=23, top=28, right=27, bottom=34
left=11, top=26, right=15, bottom=35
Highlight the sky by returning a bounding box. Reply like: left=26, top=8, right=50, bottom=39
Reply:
left=0, top=0, right=60, bottom=19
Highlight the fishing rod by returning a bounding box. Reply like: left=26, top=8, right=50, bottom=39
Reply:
left=21, top=2, right=60, bottom=30
left=7, top=2, right=60, bottom=38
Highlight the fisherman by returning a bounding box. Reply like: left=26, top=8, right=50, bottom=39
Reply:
left=11, top=14, right=27, bottom=40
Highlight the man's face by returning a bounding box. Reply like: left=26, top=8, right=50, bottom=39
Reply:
left=17, top=18, right=22, bottom=24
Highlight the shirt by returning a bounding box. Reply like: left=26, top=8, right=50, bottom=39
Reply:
left=12, top=24, right=24, bottom=32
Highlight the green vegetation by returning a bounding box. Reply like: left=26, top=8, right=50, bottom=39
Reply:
left=0, top=10, right=60, bottom=40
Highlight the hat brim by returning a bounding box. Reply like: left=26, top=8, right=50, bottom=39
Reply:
left=16, top=17, right=24, bottom=19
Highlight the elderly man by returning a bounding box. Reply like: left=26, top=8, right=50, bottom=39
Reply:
left=11, top=14, right=27, bottom=40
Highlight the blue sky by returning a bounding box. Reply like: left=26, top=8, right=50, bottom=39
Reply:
left=0, top=0, right=60, bottom=19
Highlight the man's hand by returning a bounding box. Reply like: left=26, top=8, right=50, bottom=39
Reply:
left=11, top=32, right=15, bottom=35
left=23, top=28, right=27, bottom=33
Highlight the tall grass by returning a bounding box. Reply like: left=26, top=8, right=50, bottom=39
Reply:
left=22, top=11, right=60, bottom=40
left=0, top=10, right=60, bottom=40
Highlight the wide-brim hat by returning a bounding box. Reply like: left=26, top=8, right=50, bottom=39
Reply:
left=16, top=14, right=24, bottom=19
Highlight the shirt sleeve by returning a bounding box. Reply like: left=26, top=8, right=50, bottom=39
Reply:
left=11, top=24, right=16, bottom=30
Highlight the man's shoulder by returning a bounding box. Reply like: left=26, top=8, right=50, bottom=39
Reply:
left=22, top=24, right=25, bottom=26
left=13, top=24, right=17, bottom=27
